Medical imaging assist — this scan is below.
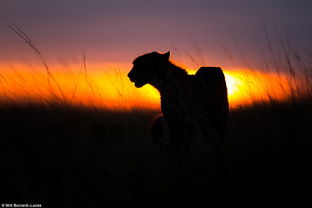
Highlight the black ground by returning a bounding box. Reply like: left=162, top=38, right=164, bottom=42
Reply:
left=1, top=100, right=311, bottom=207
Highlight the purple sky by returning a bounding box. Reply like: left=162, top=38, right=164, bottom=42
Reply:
left=1, top=0, right=312, bottom=68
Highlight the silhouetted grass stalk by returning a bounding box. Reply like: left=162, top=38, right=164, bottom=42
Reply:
left=8, top=24, right=67, bottom=101
left=82, top=50, right=95, bottom=97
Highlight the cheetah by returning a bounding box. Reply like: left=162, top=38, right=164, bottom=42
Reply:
left=128, top=51, right=229, bottom=164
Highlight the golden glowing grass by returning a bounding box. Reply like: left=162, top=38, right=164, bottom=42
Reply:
left=223, top=70, right=292, bottom=107
left=0, top=63, right=298, bottom=110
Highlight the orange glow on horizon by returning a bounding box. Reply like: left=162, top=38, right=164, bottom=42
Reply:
left=0, top=63, right=300, bottom=111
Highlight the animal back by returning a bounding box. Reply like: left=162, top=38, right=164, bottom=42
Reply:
left=195, top=67, right=229, bottom=139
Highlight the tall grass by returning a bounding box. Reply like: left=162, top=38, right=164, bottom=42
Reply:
left=8, top=24, right=67, bottom=101
left=0, top=26, right=311, bottom=207
left=0, top=94, right=311, bottom=207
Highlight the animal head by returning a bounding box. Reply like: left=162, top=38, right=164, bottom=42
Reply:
left=128, top=51, right=170, bottom=88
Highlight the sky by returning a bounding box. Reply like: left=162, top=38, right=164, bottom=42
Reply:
left=1, top=0, right=312, bottom=69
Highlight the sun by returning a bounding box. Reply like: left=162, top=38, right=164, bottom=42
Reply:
left=223, top=72, right=242, bottom=98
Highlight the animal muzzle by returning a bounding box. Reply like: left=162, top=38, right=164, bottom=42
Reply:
left=127, top=71, right=135, bottom=82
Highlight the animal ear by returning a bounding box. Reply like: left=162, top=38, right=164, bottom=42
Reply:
left=162, top=51, right=170, bottom=60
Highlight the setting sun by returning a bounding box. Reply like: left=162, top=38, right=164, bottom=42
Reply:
left=0, top=63, right=296, bottom=110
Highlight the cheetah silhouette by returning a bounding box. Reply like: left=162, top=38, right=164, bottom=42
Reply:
left=128, top=51, right=229, bottom=162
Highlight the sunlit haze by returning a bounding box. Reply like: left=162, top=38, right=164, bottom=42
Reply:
left=0, top=62, right=299, bottom=110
